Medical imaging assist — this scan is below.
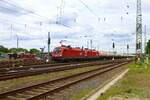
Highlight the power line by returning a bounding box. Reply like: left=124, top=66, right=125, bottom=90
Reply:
left=0, top=0, right=73, bottom=29
left=0, top=0, right=49, bottom=29
left=2, top=0, right=72, bottom=28
left=78, top=0, right=100, bottom=19
left=0, top=17, right=41, bottom=31
left=0, top=0, right=50, bottom=20
left=55, top=0, right=72, bottom=28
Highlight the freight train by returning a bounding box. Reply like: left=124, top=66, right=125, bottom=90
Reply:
left=8, top=53, right=36, bottom=60
left=51, top=45, right=125, bottom=61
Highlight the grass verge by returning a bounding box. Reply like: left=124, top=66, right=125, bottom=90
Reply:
left=97, top=62, right=150, bottom=100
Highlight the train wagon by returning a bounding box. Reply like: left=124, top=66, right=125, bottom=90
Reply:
left=84, top=49, right=99, bottom=59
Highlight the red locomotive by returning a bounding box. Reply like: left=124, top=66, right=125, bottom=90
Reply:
left=51, top=45, right=100, bottom=61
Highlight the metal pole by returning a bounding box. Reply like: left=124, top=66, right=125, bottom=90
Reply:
left=127, top=44, right=129, bottom=59
left=144, top=25, right=149, bottom=64
left=90, top=39, right=92, bottom=49
left=87, top=40, right=89, bottom=48
left=112, top=42, right=115, bottom=61
left=48, top=32, right=50, bottom=60
left=40, top=48, right=44, bottom=60
left=144, top=25, right=146, bottom=54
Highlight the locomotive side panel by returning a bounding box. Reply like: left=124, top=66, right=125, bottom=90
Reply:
left=62, top=48, right=84, bottom=59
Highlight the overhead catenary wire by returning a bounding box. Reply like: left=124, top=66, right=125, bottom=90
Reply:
left=7, top=0, right=71, bottom=28
left=78, top=0, right=100, bottom=20
left=0, top=18, right=42, bottom=31
left=0, top=0, right=73, bottom=46
left=1, top=0, right=81, bottom=32
left=0, top=0, right=50, bottom=20
left=56, top=0, right=72, bottom=28
left=0, top=0, right=71, bottom=28
left=59, top=0, right=64, bottom=24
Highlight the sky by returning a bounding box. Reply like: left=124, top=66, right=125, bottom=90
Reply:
left=0, top=0, right=150, bottom=54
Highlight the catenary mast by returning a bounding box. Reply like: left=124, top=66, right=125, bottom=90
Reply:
left=136, top=0, right=142, bottom=60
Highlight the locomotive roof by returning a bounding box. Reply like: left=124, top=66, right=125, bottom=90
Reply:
left=55, top=45, right=98, bottom=52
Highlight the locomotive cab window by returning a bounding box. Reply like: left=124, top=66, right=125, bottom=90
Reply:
left=53, top=47, right=61, bottom=53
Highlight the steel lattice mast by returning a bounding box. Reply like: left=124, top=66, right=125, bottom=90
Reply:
left=136, top=0, right=142, bottom=59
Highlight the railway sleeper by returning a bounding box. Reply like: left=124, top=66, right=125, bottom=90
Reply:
left=30, top=89, right=44, bottom=93
left=39, top=85, right=58, bottom=90
left=24, top=91, right=40, bottom=95
left=44, top=84, right=55, bottom=87
left=36, top=89, right=48, bottom=92
left=16, top=93, right=33, bottom=98
left=45, top=92, right=65, bottom=100
left=46, top=96, right=56, bottom=100
left=7, top=95, right=25, bottom=100
left=38, top=87, right=51, bottom=91
left=31, top=89, right=47, bottom=93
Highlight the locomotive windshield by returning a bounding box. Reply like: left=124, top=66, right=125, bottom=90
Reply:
left=53, top=47, right=61, bottom=53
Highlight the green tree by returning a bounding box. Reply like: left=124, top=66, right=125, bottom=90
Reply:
left=146, top=40, right=150, bottom=55
left=9, top=48, right=28, bottom=53
left=29, top=48, right=40, bottom=55
left=0, top=45, right=9, bottom=53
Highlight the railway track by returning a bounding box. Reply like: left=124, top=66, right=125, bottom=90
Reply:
left=0, top=62, right=77, bottom=73
left=0, top=59, right=129, bottom=81
left=0, top=59, right=128, bottom=72
left=0, top=62, right=129, bottom=100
